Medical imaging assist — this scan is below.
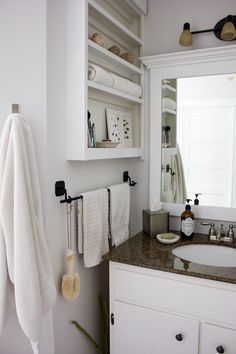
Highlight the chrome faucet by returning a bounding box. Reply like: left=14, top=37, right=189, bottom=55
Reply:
left=223, top=224, right=236, bottom=242
left=201, top=221, right=235, bottom=242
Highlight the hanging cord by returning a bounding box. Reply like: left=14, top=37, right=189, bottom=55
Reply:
left=66, top=203, right=73, bottom=251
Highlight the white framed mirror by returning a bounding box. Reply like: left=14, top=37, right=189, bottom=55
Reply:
left=142, top=45, right=236, bottom=222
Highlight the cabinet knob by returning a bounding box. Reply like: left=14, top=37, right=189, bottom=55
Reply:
left=175, top=333, right=183, bottom=341
left=216, top=346, right=225, bottom=353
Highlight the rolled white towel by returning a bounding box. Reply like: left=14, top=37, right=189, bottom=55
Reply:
left=111, top=73, right=142, bottom=98
left=163, top=97, right=176, bottom=111
left=88, top=63, right=113, bottom=88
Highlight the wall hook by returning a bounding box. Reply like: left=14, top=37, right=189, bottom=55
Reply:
left=123, top=171, right=137, bottom=186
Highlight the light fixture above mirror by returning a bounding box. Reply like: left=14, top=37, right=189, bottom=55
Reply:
left=179, top=15, right=236, bottom=47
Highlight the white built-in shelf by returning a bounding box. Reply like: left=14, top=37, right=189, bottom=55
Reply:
left=162, top=84, right=176, bottom=93
left=88, top=80, right=143, bottom=103
left=88, top=40, right=142, bottom=75
left=86, top=147, right=144, bottom=160
left=88, top=0, right=143, bottom=47
left=162, top=108, right=176, bottom=115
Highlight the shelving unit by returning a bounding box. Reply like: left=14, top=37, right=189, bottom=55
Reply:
left=67, top=0, right=144, bottom=160
left=162, top=79, right=177, bottom=149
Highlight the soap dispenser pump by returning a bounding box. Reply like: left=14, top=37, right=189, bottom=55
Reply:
left=181, top=199, right=194, bottom=240
left=194, top=193, right=202, bottom=205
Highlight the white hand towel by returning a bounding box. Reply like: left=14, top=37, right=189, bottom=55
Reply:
left=111, top=73, right=142, bottom=98
left=88, top=63, right=114, bottom=88
left=77, top=199, right=83, bottom=254
left=0, top=114, right=57, bottom=353
left=82, top=189, right=109, bottom=267
left=108, top=183, right=130, bottom=247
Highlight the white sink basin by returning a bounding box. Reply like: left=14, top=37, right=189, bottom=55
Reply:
left=172, top=244, right=236, bottom=267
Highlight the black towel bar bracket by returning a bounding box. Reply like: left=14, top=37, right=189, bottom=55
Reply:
left=123, top=171, right=137, bottom=186
left=55, top=172, right=136, bottom=204
left=55, top=180, right=82, bottom=204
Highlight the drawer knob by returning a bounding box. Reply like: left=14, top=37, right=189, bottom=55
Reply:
left=175, top=333, right=183, bottom=341
left=216, top=346, right=225, bottom=353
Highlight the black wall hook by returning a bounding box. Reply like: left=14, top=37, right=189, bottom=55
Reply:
left=55, top=180, right=82, bottom=204
left=123, top=171, right=137, bottom=186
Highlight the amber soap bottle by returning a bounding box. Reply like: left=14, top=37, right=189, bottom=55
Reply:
left=181, top=199, right=194, bottom=240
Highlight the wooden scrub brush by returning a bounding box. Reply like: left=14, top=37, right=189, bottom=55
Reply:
left=62, top=203, right=80, bottom=300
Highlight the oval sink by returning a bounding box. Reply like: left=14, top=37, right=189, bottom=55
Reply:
left=172, top=244, right=236, bottom=267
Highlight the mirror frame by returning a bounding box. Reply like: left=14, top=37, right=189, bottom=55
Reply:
left=141, top=45, right=236, bottom=222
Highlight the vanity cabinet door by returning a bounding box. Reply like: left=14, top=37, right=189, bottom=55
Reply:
left=200, top=323, right=236, bottom=354
left=110, top=301, right=199, bottom=354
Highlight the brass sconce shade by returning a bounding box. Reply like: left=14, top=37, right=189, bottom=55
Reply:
left=221, top=15, right=236, bottom=40
left=179, top=15, right=236, bottom=46
left=179, top=23, right=192, bottom=46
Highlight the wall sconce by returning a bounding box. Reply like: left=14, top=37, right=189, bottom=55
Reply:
left=179, top=15, right=236, bottom=46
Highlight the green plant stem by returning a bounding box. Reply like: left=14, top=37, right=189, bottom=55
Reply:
left=70, top=320, right=103, bottom=354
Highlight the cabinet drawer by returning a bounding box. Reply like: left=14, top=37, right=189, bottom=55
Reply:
left=111, top=301, right=199, bottom=354
left=200, top=323, right=236, bottom=354
left=111, top=263, right=236, bottom=327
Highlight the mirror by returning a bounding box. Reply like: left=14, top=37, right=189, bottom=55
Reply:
left=161, top=73, right=236, bottom=208
left=141, top=45, right=236, bottom=222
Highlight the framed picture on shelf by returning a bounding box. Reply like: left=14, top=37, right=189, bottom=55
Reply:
left=106, top=108, right=133, bottom=147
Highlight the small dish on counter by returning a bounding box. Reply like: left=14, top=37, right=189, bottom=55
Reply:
left=96, top=140, right=120, bottom=148
left=156, top=233, right=180, bottom=244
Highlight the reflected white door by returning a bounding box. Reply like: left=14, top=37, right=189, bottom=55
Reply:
left=178, top=105, right=234, bottom=207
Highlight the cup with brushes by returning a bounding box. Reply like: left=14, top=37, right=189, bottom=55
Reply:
left=62, top=203, right=80, bottom=300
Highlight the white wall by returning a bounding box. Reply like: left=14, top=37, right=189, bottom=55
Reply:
left=0, top=1, right=54, bottom=353
left=0, top=0, right=149, bottom=353
left=144, top=0, right=236, bottom=55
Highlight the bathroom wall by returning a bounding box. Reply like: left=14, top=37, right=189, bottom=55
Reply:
left=0, top=1, right=54, bottom=353
left=1, top=0, right=235, bottom=353
left=144, top=0, right=236, bottom=55
left=0, top=0, right=148, bottom=353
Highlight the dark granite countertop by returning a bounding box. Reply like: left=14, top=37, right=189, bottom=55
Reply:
left=104, top=232, right=236, bottom=285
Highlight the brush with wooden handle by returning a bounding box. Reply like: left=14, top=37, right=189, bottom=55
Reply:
left=62, top=203, right=80, bottom=300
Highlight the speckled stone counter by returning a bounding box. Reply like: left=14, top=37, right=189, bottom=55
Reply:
left=104, top=232, right=236, bottom=285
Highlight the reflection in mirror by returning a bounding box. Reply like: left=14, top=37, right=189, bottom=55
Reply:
left=161, top=74, right=236, bottom=208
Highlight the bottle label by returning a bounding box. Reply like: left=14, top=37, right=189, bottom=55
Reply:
left=181, top=218, right=194, bottom=236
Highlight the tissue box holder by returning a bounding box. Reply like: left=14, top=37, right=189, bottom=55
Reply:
left=143, top=209, right=169, bottom=237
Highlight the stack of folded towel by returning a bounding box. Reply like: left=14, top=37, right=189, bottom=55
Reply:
left=77, top=183, right=130, bottom=267
left=162, top=97, right=177, bottom=112
left=88, top=63, right=142, bottom=99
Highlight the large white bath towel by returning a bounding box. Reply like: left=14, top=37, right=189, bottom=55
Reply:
left=0, top=114, right=57, bottom=353
left=108, top=183, right=130, bottom=247
left=88, top=63, right=114, bottom=88
left=82, top=189, right=109, bottom=267
left=111, top=73, right=142, bottom=98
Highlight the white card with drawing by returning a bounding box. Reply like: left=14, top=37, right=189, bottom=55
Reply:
left=106, top=109, right=133, bottom=147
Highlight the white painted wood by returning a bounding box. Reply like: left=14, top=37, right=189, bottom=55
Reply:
left=200, top=323, right=236, bottom=354
left=112, top=301, right=199, bottom=354
left=88, top=0, right=143, bottom=46
left=141, top=45, right=236, bottom=221
left=88, top=81, right=143, bottom=103
left=88, top=39, right=142, bottom=75
left=110, top=261, right=236, bottom=354
left=67, top=0, right=144, bottom=161
left=67, top=0, right=87, bottom=160
left=85, top=147, right=144, bottom=160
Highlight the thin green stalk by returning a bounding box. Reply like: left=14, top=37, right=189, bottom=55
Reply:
left=70, top=320, right=103, bottom=354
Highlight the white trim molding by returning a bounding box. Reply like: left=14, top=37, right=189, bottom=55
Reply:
left=141, top=44, right=236, bottom=222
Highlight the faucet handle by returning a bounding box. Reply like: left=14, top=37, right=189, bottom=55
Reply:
left=201, top=221, right=216, bottom=239
left=225, top=224, right=236, bottom=241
